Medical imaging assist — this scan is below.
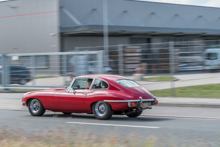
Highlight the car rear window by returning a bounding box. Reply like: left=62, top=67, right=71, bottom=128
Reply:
left=116, top=79, right=140, bottom=87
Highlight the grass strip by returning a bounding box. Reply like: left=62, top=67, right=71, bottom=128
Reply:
left=144, top=76, right=176, bottom=81
left=150, top=83, right=220, bottom=98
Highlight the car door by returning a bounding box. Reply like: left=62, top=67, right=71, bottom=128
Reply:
left=56, top=77, right=94, bottom=112
left=85, top=78, right=109, bottom=111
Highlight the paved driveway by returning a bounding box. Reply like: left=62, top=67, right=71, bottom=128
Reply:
left=2, top=72, right=220, bottom=91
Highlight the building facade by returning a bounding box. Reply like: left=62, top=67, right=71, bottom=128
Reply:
left=1, top=0, right=220, bottom=54
left=0, top=0, right=60, bottom=54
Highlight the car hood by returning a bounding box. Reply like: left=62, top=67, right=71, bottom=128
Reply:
left=128, top=87, right=154, bottom=99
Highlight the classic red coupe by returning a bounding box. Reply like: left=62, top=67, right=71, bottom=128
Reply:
left=22, top=74, right=158, bottom=120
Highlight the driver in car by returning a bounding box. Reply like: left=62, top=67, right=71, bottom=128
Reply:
left=85, top=79, right=93, bottom=90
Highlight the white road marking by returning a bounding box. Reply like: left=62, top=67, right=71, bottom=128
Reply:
left=66, top=122, right=159, bottom=129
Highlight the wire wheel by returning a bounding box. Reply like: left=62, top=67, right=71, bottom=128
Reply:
left=28, top=99, right=45, bottom=116
left=92, top=101, right=113, bottom=120
left=30, top=99, right=41, bottom=114
left=95, top=102, right=107, bottom=117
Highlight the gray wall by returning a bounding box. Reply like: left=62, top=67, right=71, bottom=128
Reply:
left=0, top=0, right=60, bottom=76
left=62, top=36, right=130, bottom=51
left=0, top=0, right=60, bottom=54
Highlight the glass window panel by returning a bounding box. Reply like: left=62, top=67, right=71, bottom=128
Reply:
left=116, top=79, right=140, bottom=88
left=91, top=79, right=109, bottom=89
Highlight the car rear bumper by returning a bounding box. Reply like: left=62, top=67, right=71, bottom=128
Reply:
left=104, top=96, right=157, bottom=103
left=104, top=96, right=158, bottom=110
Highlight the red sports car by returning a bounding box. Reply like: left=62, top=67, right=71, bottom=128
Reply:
left=22, top=74, right=158, bottom=120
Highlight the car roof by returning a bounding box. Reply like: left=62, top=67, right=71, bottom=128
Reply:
left=75, top=74, right=127, bottom=81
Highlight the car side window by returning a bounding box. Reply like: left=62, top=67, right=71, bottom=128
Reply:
left=91, top=79, right=109, bottom=89
left=72, top=78, right=93, bottom=90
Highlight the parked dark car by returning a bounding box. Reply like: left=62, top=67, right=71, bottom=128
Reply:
left=0, top=65, right=31, bottom=85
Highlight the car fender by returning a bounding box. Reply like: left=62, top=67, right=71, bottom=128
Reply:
left=85, top=90, right=134, bottom=112
left=23, top=91, right=55, bottom=110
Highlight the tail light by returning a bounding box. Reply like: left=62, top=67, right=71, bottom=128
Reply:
left=154, top=100, right=158, bottom=105
left=128, top=102, right=137, bottom=107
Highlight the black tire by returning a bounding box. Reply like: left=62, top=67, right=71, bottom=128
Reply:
left=28, top=99, right=45, bottom=116
left=126, top=110, right=143, bottom=118
left=92, top=101, right=113, bottom=120
left=19, top=78, right=27, bottom=85
left=63, top=113, right=71, bottom=115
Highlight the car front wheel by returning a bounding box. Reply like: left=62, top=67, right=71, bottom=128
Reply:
left=92, top=101, right=113, bottom=120
left=28, top=99, right=45, bottom=116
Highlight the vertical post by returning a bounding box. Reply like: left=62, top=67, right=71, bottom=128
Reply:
left=118, top=45, right=124, bottom=75
left=31, top=55, right=36, bottom=86
left=2, top=55, right=10, bottom=87
left=85, top=50, right=88, bottom=75
left=98, top=51, right=104, bottom=74
left=62, top=55, right=67, bottom=86
left=1, top=54, right=5, bottom=87
left=103, top=0, right=109, bottom=66
left=169, top=41, right=175, bottom=97
left=74, top=47, right=79, bottom=76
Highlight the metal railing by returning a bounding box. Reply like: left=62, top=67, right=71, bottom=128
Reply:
left=0, top=51, right=104, bottom=89
left=1, top=40, right=220, bottom=98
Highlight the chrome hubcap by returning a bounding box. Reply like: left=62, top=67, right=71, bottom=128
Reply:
left=30, top=99, right=40, bottom=114
left=95, top=102, right=107, bottom=117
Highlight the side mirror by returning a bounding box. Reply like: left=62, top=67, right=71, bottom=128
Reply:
left=68, top=87, right=73, bottom=93
left=69, top=88, right=76, bottom=93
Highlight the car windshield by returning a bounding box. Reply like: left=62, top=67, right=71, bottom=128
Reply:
left=206, top=53, right=218, bottom=60
left=66, top=78, right=75, bottom=92
left=116, top=79, right=140, bottom=88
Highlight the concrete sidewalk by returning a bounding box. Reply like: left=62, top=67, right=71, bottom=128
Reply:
left=157, top=97, right=220, bottom=107
left=1, top=72, right=220, bottom=91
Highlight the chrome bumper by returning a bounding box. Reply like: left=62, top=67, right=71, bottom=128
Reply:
left=104, top=96, right=158, bottom=108
left=104, top=96, right=157, bottom=103
left=22, top=100, right=26, bottom=106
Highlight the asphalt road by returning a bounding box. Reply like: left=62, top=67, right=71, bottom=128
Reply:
left=1, top=92, right=220, bottom=146
left=1, top=106, right=220, bottom=146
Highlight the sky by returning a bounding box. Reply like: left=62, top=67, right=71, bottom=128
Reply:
left=140, top=0, right=220, bottom=7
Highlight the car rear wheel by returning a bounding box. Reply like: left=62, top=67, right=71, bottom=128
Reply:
left=19, top=78, right=27, bottom=85
left=28, top=99, right=45, bottom=116
left=126, top=110, right=143, bottom=118
left=92, top=101, right=113, bottom=120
